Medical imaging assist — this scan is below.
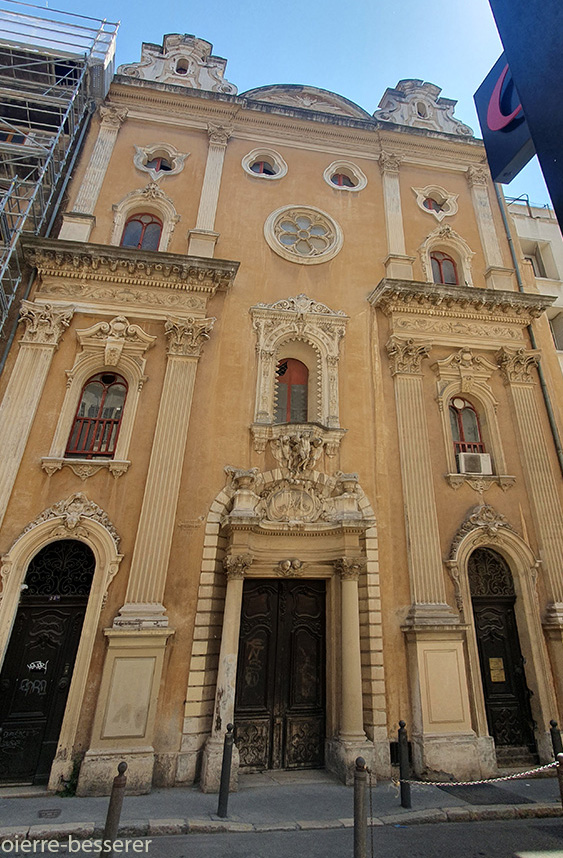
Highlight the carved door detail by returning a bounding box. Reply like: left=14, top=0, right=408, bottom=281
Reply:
left=234, top=579, right=325, bottom=770
left=469, top=548, right=536, bottom=752
left=0, top=540, right=95, bottom=784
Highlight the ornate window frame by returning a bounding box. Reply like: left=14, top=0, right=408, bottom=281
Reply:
left=41, top=316, right=156, bottom=480
left=110, top=183, right=180, bottom=251
left=133, top=143, right=188, bottom=181
left=432, top=348, right=515, bottom=491
left=264, top=205, right=343, bottom=265
left=419, top=224, right=475, bottom=287
left=412, top=184, right=458, bottom=222
left=250, top=294, right=348, bottom=454
left=241, top=148, right=288, bottom=180
left=323, top=160, right=367, bottom=192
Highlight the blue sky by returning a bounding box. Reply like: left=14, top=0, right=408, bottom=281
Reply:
left=51, top=0, right=551, bottom=207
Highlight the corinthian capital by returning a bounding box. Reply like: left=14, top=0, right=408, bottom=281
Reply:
left=207, top=123, right=233, bottom=146
left=497, top=347, right=540, bottom=384
left=164, top=316, right=216, bottom=357
left=334, top=556, right=366, bottom=580
left=223, top=553, right=253, bottom=580
left=378, top=151, right=402, bottom=174
left=386, top=337, right=431, bottom=376
left=466, top=165, right=489, bottom=188
left=19, top=301, right=73, bottom=346
left=99, top=105, right=128, bottom=129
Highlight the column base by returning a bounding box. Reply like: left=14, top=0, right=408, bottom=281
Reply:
left=187, top=229, right=219, bottom=258
left=404, top=602, right=460, bottom=626
left=200, top=736, right=240, bottom=793
left=411, top=732, right=496, bottom=780
left=484, top=265, right=515, bottom=291
left=113, top=602, right=169, bottom=628
left=77, top=747, right=155, bottom=796
left=58, top=211, right=96, bottom=242
left=325, top=735, right=375, bottom=786
left=384, top=253, right=416, bottom=279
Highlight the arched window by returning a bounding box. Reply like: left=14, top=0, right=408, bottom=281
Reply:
left=274, top=358, right=308, bottom=423
left=449, top=397, right=485, bottom=456
left=66, top=372, right=127, bottom=458
left=120, top=213, right=162, bottom=251
left=431, top=251, right=458, bottom=285
left=331, top=172, right=355, bottom=188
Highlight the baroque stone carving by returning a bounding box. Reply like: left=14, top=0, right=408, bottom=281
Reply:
left=223, top=553, right=253, bottom=579
left=117, top=34, right=237, bottom=94
left=270, top=431, right=324, bottom=474
left=24, top=237, right=239, bottom=294
left=164, top=316, right=216, bottom=356
left=368, top=278, right=553, bottom=321
left=466, top=165, right=490, bottom=187
left=418, top=224, right=475, bottom=286
left=275, top=558, right=305, bottom=577
left=378, top=152, right=401, bottom=173
left=386, top=337, right=431, bottom=375
left=374, top=79, right=473, bottom=136
left=264, top=206, right=343, bottom=265
left=20, top=492, right=121, bottom=549
left=412, top=184, right=458, bottom=222
left=334, top=557, right=366, bottom=580
left=449, top=504, right=514, bottom=561
left=242, top=84, right=371, bottom=119
left=78, top=315, right=156, bottom=366
left=134, top=143, right=188, bottom=181
left=497, top=347, right=540, bottom=384
left=208, top=124, right=233, bottom=146
left=19, top=301, right=73, bottom=346
left=99, top=105, right=128, bottom=129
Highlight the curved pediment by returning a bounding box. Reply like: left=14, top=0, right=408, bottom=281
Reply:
left=242, top=84, right=370, bottom=119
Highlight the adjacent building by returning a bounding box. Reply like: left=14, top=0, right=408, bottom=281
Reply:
left=1, top=31, right=563, bottom=795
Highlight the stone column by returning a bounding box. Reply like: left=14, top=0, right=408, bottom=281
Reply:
left=0, top=301, right=73, bottom=529
left=59, top=106, right=128, bottom=242
left=200, top=553, right=252, bottom=792
left=498, top=342, right=563, bottom=714
left=116, top=316, right=216, bottom=628
left=387, top=337, right=457, bottom=623
left=188, top=124, right=232, bottom=258
left=78, top=315, right=215, bottom=795
left=466, top=165, right=513, bottom=290
left=379, top=152, right=415, bottom=279
left=325, top=557, right=374, bottom=785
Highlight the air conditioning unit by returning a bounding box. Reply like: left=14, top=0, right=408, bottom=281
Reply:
left=458, top=452, right=492, bottom=475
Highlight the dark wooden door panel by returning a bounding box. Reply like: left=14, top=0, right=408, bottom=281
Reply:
left=235, top=579, right=325, bottom=770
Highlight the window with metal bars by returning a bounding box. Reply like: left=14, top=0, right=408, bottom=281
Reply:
left=120, top=213, right=162, bottom=251
left=66, top=373, right=127, bottom=458
left=449, top=397, right=485, bottom=456
left=274, top=358, right=308, bottom=423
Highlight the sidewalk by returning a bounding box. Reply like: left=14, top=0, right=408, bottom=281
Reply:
left=0, top=768, right=561, bottom=840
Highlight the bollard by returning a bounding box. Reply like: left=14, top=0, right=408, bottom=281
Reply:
left=398, top=720, right=412, bottom=809
left=217, top=723, right=235, bottom=818
left=354, top=757, right=368, bottom=858
left=103, top=761, right=128, bottom=858
left=551, top=720, right=563, bottom=758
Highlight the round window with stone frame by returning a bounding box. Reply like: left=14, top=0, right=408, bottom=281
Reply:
left=134, top=144, right=188, bottom=182
left=242, top=148, right=288, bottom=180
left=264, top=205, right=343, bottom=265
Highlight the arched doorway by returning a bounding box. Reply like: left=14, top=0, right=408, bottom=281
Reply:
left=0, top=540, right=95, bottom=784
left=468, top=547, right=537, bottom=763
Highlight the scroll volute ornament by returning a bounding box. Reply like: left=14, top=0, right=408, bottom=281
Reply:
left=334, top=556, right=366, bottom=580
left=19, top=301, right=73, bottom=346
left=223, top=553, right=253, bottom=579
left=497, top=347, right=540, bottom=384
left=386, top=337, right=431, bottom=376
left=165, top=316, right=216, bottom=356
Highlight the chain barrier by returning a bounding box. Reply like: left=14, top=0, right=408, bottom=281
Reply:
left=397, top=760, right=557, bottom=789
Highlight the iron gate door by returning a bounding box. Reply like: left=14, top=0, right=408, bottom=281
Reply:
left=234, top=579, right=325, bottom=770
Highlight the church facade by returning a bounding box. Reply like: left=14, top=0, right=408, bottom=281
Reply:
left=1, top=33, right=563, bottom=795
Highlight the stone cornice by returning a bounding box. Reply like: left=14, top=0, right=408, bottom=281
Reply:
left=23, top=237, right=239, bottom=295
left=368, top=278, right=554, bottom=322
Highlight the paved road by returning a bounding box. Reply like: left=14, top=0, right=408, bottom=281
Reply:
left=55, top=818, right=563, bottom=857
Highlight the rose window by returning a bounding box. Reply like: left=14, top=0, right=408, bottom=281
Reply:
left=264, top=205, right=343, bottom=265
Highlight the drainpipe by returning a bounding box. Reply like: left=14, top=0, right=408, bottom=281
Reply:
left=495, top=182, right=563, bottom=477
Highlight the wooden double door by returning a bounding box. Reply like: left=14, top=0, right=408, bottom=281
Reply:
left=0, top=540, right=94, bottom=784
left=234, top=579, right=325, bottom=771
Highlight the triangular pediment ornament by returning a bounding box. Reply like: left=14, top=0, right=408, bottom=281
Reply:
left=253, top=294, right=346, bottom=318
left=242, top=85, right=370, bottom=119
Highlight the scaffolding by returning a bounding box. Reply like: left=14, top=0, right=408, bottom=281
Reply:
left=0, top=0, right=119, bottom=340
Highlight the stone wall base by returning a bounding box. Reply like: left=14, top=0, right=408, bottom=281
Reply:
left=200, top=736, right=240, bottom=793
left=76, top=748, right=155, bottom=796
left=411, top=733, right=496, bottom=781
left=325, top=736, right=375, bottom=786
